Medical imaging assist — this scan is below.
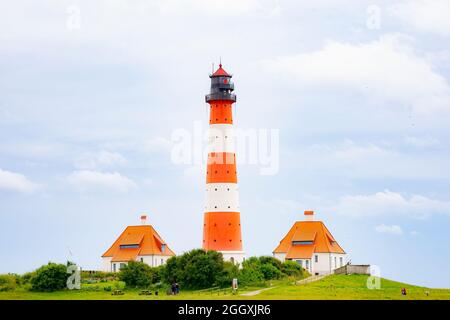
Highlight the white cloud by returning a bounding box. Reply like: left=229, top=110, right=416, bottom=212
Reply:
left=143, top=137, right=173, bottom=153
left=332, top=190, right=450, bottom=218
left=67, top=170, right=137, bottom=193
left=261, top=34, right=450, bottom=114
left=156, top=0, right=271, bottom=15
left=375, top=224, right=404, bottom=235
left=410, top=230, right=420, bottom=236
left=0, top=169, right=39, bottom=193
left=404, top=136, right=440, bottom=148
left=74, top=150, right=127, bottom=170
left=389, top=0, right=450, bottom=36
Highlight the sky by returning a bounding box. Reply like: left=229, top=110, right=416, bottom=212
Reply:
left=1, top=0, right=450, bottom=288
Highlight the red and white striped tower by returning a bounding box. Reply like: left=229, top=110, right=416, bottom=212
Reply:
left=202, top=63, right=245, bottom=264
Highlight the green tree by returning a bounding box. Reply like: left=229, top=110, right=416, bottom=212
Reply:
left=30, top=262, right=68, bottom=292
left=182, top=250, right=224, bottom=289
left=118, top=261, right=156, bottom=288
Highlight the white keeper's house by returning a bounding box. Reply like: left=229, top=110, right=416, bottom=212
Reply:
left=101, top=215, right=175, bottom=272
left=273, top=211, right=347, bottom=275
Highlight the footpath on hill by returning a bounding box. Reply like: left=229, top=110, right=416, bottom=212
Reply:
left=240, top=275, right=328, bottom=297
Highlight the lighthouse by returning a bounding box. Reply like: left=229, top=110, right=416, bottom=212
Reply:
left=202, top=63, right=245, bottom=265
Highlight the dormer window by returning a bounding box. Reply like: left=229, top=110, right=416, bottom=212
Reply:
left=119, top=244, right=139, bottom=249
left=161, top=244, right=166, bottom=253
left=292, top=241, right=314, bottom=245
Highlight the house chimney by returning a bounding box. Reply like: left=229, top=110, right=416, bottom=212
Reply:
left=140, top=214, right=148, bottom=225
left=304, top=210, right=314, bottom=221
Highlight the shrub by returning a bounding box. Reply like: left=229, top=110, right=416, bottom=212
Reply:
left=258, top=256, right=283, bottom=271
left=162, top=249, right=227, bottom=290
left=260, top=263, right=283, bottom=280
left=216, top=261, right=239, bottom=288
left=0, top=274, right=17, bottom=291
left=118, top=261, right=156, bottom=288
left=240, top=256, right=283, bottom=282
left=281, top=260, right=304, bottom=277
left=238, top=267, right=265, bottom=286
left=30, top=263, right=68, bottom=292
left=182, top=250, right=224, bottom=289
left=81, top=271, right=116, bottom=280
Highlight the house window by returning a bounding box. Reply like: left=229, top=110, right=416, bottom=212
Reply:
left=120, top=263, right=126, bottom=270
left=119, top=244, right=139, bottom=249
left=292, top=241, right=314, bottom=245
left=305, top=260, right=309, bottom=270
left=334, top=257, right=337, bottom=268
left=296, top=260, right=303, bottom=267
left=140, top=258, right=144, bottom=262
left=112, top=263, right=116, bottom=272
left=161, top=258, right=163, bottom=265
left=161, top=244, right=166, bottom=253
left=230, top=257, right=235, bottom=264
left=340, top=257, right=343, bottom=267
left=315, top=255, right=318, bottom=263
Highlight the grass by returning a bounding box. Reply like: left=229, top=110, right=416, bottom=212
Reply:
left=0, top=275, right=449, bottom=300
left=252, top=275, right=450, bottom=300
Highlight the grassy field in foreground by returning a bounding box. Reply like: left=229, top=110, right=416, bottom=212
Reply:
left=1, top=275, right=449, bottom=300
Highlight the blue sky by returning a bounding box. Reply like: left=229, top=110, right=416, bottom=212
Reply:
left=1, top=0, right=450, bottom=288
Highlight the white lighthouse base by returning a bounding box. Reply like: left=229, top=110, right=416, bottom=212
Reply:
left=220, top=251, right=246, bottom=266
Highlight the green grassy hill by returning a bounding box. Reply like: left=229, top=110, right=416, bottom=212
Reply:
left=250, top=274, right=450, bottom=300
left=0, top=275, right=449, bottom=300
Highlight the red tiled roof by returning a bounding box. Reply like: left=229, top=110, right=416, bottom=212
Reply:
left=285, top=244, right=315, bottom=259
left=273, top=220, right=345, bottom=259
left=102, top=225, right=175, bottom=262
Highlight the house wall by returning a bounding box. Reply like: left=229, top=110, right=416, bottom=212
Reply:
left=273, top=252, right=347, bottom=275
left=221, top=251, right=246, bottom=266
left=312, top=253, right=347, bottom=275
left=138, top=255, right=171, bottom=267
left=101, top=257, right=112, bottom=272
left=273, top=253, right=286, bottom=261
left=102, top=255, right=171, bottom=272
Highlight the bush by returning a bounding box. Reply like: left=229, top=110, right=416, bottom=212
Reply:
left=0, top=274, right=17, bottom=291
left=238, top=267, right=265, bottom=286
left=118, top=261, right=156, bottom=288
left=281, top=260, right=304, bottom=277
left=30, top=263, right=68, bottom=292
left=216, top=261, right=239, bottom=287
left=162, top=249, right=227, bottom=290
left=258, top=256, right=283, bottom=270
left=260, top=263, right=283, bottom=280
left=20, top=271, right=36, bottom=285
left=81, top=271, right=116, bottom=280
left=183, top=250, right=224, bottom=289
